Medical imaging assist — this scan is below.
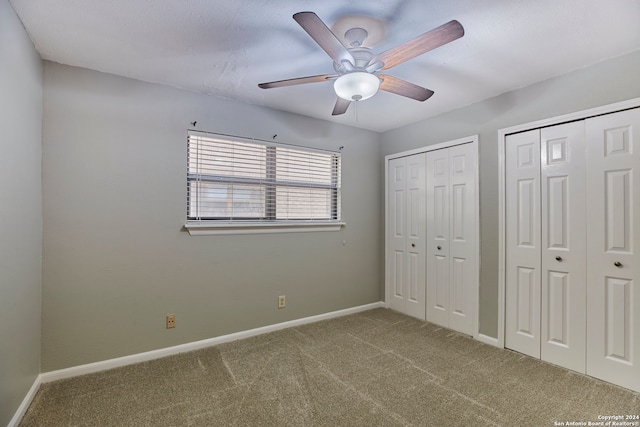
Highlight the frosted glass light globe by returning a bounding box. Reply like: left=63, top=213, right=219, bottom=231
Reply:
left=334, top=72, right=380, bottom=101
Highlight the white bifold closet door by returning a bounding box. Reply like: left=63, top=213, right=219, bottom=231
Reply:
left=505, top=129, right=542, bottom=358
left=505, top=107, right=640, bottom=391
left=426, top=143, right=477, bottom=336
left=540, top=122, right=587, bottom=373
left=388, top=153, right=426, bottom=319
left=505, top=122, right=588, bottom=373
left=585, top=109, right=640, bottom=392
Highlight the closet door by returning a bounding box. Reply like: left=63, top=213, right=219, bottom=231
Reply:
left=505, top=129, right=541, bottom=358
left=426, top=149, right=450, bottom=327
left=586, top=108, right=640, bottom=392
left=447, top=143, right=477, bottom=335
left=388, top=154, right=426, bottom=319
left=540, top=122, right=586, bottom=373
left=405, top=154, right=427, bottom=319
left=388, top=157, right=407, bottom=313
left=426, top=143, right=477, bottom=335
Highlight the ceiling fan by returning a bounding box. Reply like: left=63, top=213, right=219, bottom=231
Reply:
left=258, top=12, right=464, bottom=116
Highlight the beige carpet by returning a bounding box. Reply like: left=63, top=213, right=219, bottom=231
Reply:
left=20, top=308, right=639, bottom=426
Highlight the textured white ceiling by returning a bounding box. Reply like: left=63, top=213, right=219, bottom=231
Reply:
left=9, top=0, right=640, bottom=132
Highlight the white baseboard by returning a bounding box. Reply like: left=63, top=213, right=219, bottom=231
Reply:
left=8, top=374, right=42, bottom=427
left=40, top=301, right=385, bottom=384
left=477, top=333, right=501, bottom=348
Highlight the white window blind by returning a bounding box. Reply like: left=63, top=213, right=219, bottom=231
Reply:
left=187, top=131, right=341, bottom=224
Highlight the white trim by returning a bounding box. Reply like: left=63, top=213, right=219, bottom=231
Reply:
left=384, top=158, right=391, bottom=307
left=185, top=221, right=345, bottom=235
left=39, top=302, right=384, bottom=383
left=497, top=126, right=507, bottom=349
left=8, top=375, right=42, bottom=427
left=477, top=333, right=501, bottom=348
left=499, top=97, right=640, bottom=137
left=472, top=137, right=481, bottom=340
left=384, top=135, right=477, bottom=162
left=497, top=97, right=640, bottom=350
left=384, top=135, right=480, bottom=339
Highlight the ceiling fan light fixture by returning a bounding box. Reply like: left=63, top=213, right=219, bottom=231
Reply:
left=334, top=72, right=380, bottom=101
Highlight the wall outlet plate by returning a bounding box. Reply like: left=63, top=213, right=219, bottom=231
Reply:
left=166, top=314, right=176, bottom=329
left=278, top=295, right=286, bottom=309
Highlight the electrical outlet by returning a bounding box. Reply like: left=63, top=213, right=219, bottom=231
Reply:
left=278, top=295, right=286, bottom=309
left=166, top=314, right=176, bottom=329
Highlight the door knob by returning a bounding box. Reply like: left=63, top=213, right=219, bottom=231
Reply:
left=555, top=256, right=563, bottom=262
left=437, top=245, right=442, bottom=250
left=614, top=261, right=623, bottom=267
left=411, top=243, right=416, bottom=248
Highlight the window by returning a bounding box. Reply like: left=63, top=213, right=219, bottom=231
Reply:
left=186, top=131, right=342, bottom=234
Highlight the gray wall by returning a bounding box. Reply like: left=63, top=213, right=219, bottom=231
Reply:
left=381, top=50, right=640, bottom=338
left=0, top=0, right=43, bottom=423
left=41, top=62, right=383, bottom=371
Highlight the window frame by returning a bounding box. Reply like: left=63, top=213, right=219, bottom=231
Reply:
left=185, top=131, right=345, bottom=235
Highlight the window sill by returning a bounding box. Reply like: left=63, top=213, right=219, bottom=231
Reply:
left=184, top=221, right=346, bottom=236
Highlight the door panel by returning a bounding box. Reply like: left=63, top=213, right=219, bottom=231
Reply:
left=451, top=257, right=466, bottom=315
left=426, top=149, right=450, bottom=327
left=546, top=176, right=567, bottom=248
left=447, top=143, right=476, bottom=335
left=427, top=149, right=449, bottom=327
left=388, top=158, right=406, bottom=312
left=408, top=252, right=420, bottom=302
left=546, top=271, right=569, bottom=348
left=540, top=122, right=586, bottom=373
left=547, top=270, right=568, bottom=345
left=433, top=186, right=447, bottom=240
left=451, top=184, right=466, bottom=241
left=586, top=108, right=640, bottom=392
left=517, top=179, right=536, bottom=246
left=604, top=277, right=631, bottom=362
left=505, top=129, right=541, bottom=358
left=516, top=266, right=536, bottom=338
left=387, top=154, right=426, bottom=320
left=393, top=251, right=403, bottom=298
left=405, top=154, right=426, bottom=319
left=605, top=170, right=631, bottom=252
left=426, top=143, right=477, bottom=335
left=433, top=254, right=448, bottom=313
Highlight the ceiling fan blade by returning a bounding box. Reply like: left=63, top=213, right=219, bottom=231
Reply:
left=293, top=12, right=355, bottom=66
left=377, top=20, right=464, bottom=70
left=332, top=97, right=351, bottom=116
left=258, top=74, right=337, bottom=89
left=379, top=75, right=434, bottom=101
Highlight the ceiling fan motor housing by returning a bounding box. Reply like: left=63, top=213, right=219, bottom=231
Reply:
left=333, top=46, right=380, bottom=75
